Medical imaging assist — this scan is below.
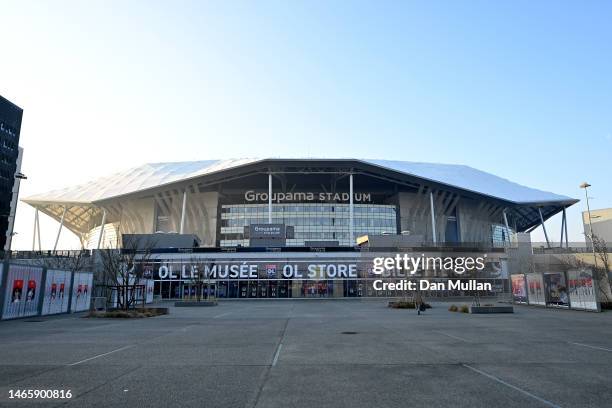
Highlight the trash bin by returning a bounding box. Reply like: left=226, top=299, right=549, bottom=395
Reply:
left=92, top=297, right=107, bottom=311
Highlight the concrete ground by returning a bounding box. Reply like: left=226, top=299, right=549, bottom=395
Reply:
left=1, top=300, right=612, bottom=408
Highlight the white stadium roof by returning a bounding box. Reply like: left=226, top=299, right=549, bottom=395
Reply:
left=367, top=159, right=574, bottom=205
left=23, top=158, right=575, bottom=205
left=23, top=158, right=260, bottom=204
left=22, top=158, right=577, bottom=236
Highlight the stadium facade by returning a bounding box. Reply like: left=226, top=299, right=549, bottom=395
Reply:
left=22, top=159, right=578, bottom=299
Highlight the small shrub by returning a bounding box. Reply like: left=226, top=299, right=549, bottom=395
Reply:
left=88, top=308, right=167, bottom=318
left=391, top=301, right=416, bottom=309
left=388, top=301, right=432, bottom=309
left=459, top=305, right=470, bottom=313
left=448, top=304, right=458, bottom=312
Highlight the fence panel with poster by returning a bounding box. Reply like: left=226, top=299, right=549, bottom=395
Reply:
left=567, top=269, right=599, bottom=311
left=2, top=264, right=43, bottom=320
left=41, top=270, right=72, bottom=315
left=511, top=274, right=527, bottom=303
left=512, top=270, right=600, bottom=312
left=70, top=272, right=93, bottom=312
left=543, top=272, right=569, bottom=308
left=526, top=273, right=545, bottom=306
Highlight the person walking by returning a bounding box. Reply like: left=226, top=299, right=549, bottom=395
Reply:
left=415, top=291, right=425, bottom=315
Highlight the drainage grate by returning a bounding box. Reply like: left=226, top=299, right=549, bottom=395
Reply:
left=23, top=320, right=45, bottom=323
left=341, top=331, right=358, bottom=335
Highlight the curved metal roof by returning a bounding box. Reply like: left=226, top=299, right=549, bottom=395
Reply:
left=23, top=158, right=260, bottom=204
left=23, top=158, right=576, bottom=206
left=22, top=158, right=578, bottom=236
left=366, top=160, right=574, bottom=205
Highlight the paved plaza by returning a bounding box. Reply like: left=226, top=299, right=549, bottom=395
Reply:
left=1, top=300, right=612, bottom=407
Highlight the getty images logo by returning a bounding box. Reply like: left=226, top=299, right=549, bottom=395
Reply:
left=372, top=254, right=487, bottom=275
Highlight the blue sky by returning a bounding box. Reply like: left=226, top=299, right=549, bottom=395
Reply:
left=1, top=0, right=611, bottom=249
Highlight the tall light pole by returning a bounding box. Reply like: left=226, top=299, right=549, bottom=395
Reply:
left=579, top=182, right=598, bottom=269
left=4, top=171, right=27, bottom=253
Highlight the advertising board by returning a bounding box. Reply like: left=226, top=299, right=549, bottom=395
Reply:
left=511, top=274, right=527, bottom=303
left=70, top=272, right=93, bottom=312
left=567, top=269, right=599, bottom=311
left=2, top=264, right=43, bottom=319
left=41, top=269, right=72, bottom=315
left=543, top=272, right=569, bottom=307
left=526, top=273, right=545, bottom=306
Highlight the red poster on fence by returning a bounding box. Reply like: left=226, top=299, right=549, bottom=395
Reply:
left=26, top=280, right=37, bottom=302
left=12, top=280, right=24, bottom=303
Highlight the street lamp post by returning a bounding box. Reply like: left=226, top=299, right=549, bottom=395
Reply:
left=3, top=172, right=27, bottom=256
left=579, top=182, right=598, bottom=270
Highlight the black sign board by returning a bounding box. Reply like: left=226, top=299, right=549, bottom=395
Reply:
left=247, top=224, right=286, bottom=247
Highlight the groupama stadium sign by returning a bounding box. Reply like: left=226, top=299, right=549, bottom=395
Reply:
left=244, top=190, right=372, bottom=203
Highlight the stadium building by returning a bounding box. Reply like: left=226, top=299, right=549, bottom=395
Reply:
left=22, top=159, right=578, bottom=299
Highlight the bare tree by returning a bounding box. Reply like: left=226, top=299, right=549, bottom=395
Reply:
left=558, top=235, right=611, bottom=304
left=591, top=235, right=611, bottom=304
left=38, top=250, right=93, bottom=275
left=592, top=235, right=610, bottom=279
left=99, top=236, right=156, bottom=310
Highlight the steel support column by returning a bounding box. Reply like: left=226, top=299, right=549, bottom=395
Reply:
left=268, top=172, right=272, bottom=223
left=538, top=207, right=550, bottom=248
left=36, top=210, right=41, bottom=250
left=32, top=209, right=38, bottom=251
left=96, top=209, right=107, bottom=250
left=559, top=209, right=566, bottom=248
left=563, top=207, right=569, bottom=248
left=180, top=189, right=187, bottom=234
left=349, top=173, right=354, bottom=245
left=503, top=209, right=511, bottom=246
left=430, top=191, right=437, bottom=244
left=53, top=206, right=67, bottom=252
